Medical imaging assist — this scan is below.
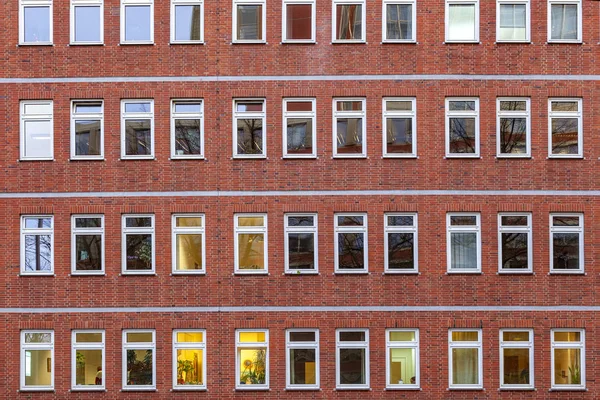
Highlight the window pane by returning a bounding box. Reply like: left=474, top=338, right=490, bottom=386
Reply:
left=24, top=7, right=50, bottom=42
left=175, top=5, right=201, bottom=41
left=386, top=4, right=412, bottom=40
left=75, top=103, right=102, bottom=113
left=174, top=119, right=202, bottom=155
left=499, top=117, right=527, bottom=154
left=452, top=331, right=478, bottom=341
left=339, top=348, right=366, bottom=384
left=238, top=233, right=265, bottom=270
left=75, top=218, right=102, bottom=228
left=336, top=118, right=363, bottom=153
left=125, top=6, right=151, bottom=41
left=125, top=217, right=152, bottom=228
left=127, top=332, right=153, bottom=343
left=126, top=349, right=153, bottom=385
left=24, top=234, right=52, bottom=271
left=552, top=216, right=580, bottom=226
left=448, top=4, right=476, bottom=41
left=286, top=101, right=313, bottom=112
left=336, top=101, right=362, bottom=111
left=338, top=232, right=365, bottom=269
left=25, top=332, right=52, bottom=343
left=75, top=234, right=102, bottom=271
left=288, top=232, right=315, bottom=269
left=551, top=118, right=579, bottom=154
left=24, top=120, right=52, bottom=158
left=338, top=216, right=364, bottom=226
left=125, top=103, right=152, bottom=113
left=498, top=4, right=526, bottom=40
left=503, top=348, right=530, bottom=385
left=236, top=102, right=263, bottom=112
left=24, top=350, right=52, bottom=386
left=452, top=348, right=479, bottom=384
left=389, top=348, right=417, bottom=385
left=388, top=216, right=414, bottom=226
left=554, top=348, right=582, bottom=385
left=290, top=348, right=316, bottom=384
left=75, top=120, right=102, bottom=156
left=75, top=349, right=103, bottom=386
left=286, top=4, right=312, bottom=40
left=287, top=118, right=313, bottom=155
left=390, top=331, right=416, bottom=341
left=449, top=101, right=476, bottom=111
left=290, top=332, right=315, bottom=342
left=175, top=234, right=203, bottom=270
left=449, top=118, right=476, bottom=153
left=74, top=6, right=101, bottom=42
left=500, top=101, right=527, bottom=111
left=237, top=118, right=263, bottom=155
left=25, top=217, right=52, bottom=229
left=553, top=232, right=580, bottom=269
left=240, top=332, right=266, bottom=342
left=239, top=348, right=267, bottom=384
left=125, top=234, right=153, bottom=270
left=340, top=331, right=365, bottom=341
left=175, top=217, right=203, bottom=227
left=388, top=232, right=414, bottom=269
left=551, top=4, right=578, bottom=40
left=501, top=216, right=527, bottom=226
left=176, top=349, right=203, bottom=385
left=336, top=5, right=362, bottom=40
left=450, top=216, right=477, bottom=225
left=503, top=331, right=529, bottom=341
left=386, top=117, right=413, bottom=154
left=287, top=216, right=314, bottom=226
left=125, top=119, right=152, bottom=156
left=238, top=216, right=264, bottom=227
left=551, top=101, right=578, bottom=112
left=554, top=331, right=581, bottom=342
left=501, top=232, right=528, bottom=269
left=174, top=103, right=202, bottom=113
left=237, top=5, right=262, bottom=40
left=177, top=332, right=204, bottom=342
left=76, top=333, right=103, bottom=343
left=451, top=232, right=477, bottom=269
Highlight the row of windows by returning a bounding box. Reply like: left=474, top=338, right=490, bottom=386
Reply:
left=19, top=212, right=584, bottom=275
left=19, top=97, right=583, bottom=161
left=19, top=328, right=586, bottom=392
left=19, top=0, right=583, bottom=46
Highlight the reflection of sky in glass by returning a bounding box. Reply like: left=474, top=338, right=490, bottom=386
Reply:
left=75, top=6, right=101, bottom=42
left=24, top=7, right=50, bottom=42
left=125, top=6, right=151, bottom=41
left=175, top=5, right=201, bottom=41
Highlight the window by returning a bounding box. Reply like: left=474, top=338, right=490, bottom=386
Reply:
left=499, top=329, right=533, bottom=389
left=445, top=0, right=479, bottom=42
left=122, top=215, right=155, bottom=274
left=383, top=0, right=416, bottom=42
left=21, top=331, right=54, bottom=391
left=233, top=0, right=266, bottom=43
left=447, top=213, right=481, bottom=273
left=384, top=213, right=418, bottom=273
left=445, top=98, right=479, bottom=157
left=171, top=100, right=204, bottom=158
left=72, top=330, right=105, bottom=390
left=70, top=0, right=103, bottom=44
left=71, top=100, right=104, bottom=159
left=383, top=98, right=416, bottom=157
left=548, top=98, right=582, bottom=158
left=550, top=214, right=583, bottom=273
left=336, top=329, right=369, bottom=389
left=496, top=0, right=529, bottom=42
left=283, top=0, right=315, bottom=42
left=335, top=213, right=368, bottom=273
left=236, top=330, right=269, bottom=389
left=551, top=329, right=585, bottom=389
left=121, top=0, right=153, bottom=44
left=284, top=214, right=318, bottom=274
left=333, top=98, right=366, bottom=157
left=548, top=0, right=581, bottom=42
left=386, top=329, right=419, bottom=388
left=449, top=329, right=482, bottom=389
left=72, top=215, right=104, bottom=274
left=497, top=98, right=530, bottom=157
left=283, top=98, right=316, bottom=158
left=233, top=99, right=266, bottom=158
left=171, top=0, right=203, bottom=43
left=172, top=214, right=205, bottom=274
left=121, top=100, right=154, bottom=159
left=286, top=329, right=319, bottom=389
left=20, top=100, right=53, bottom=161
left=122, top=330, right=156, bottom=390
left=234, top=214, right=267, bottom=273
left=498, top=213, right=531, bottom=273
left=333, top=0, right=365, bottom=42
left=19, top=0, right=53, bottom=45
left=173, top=330, right=206, bottom=389
left=21, top=216, right=53, bottom=275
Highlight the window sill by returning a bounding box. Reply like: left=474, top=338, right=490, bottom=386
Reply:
left=235, top=387, right=270, bottom=391
left=282, top=155, right=318, bottom=159
left=118, top=42, right=155, bottom=46
left=495, top=155, right=532, bottom=159
left=119, top=157, right=156, bottom=161
left=547, top=156, right=584, bottom=159
left=232, top=156, right=267, bottom=160
left=445, top=271, right=482, bottom=275
left=549, top=271, right=586, bottom=275
left=547, top=41, right=582, bottom=45
left=385, top=387, right=422, bottom=391
left=499, top=387, right=535, bottom=391
left=70, top=388, right=107, bottom=392
left=383, top=271, right=420, bottom=275
left=549, top=387, right=587, bottom=391
left=70, top=273, right=106, bottom=276
left=448, top=387, right=484, bottom=391
left=331, top=41, right=367, bottom=44
left=171, top=272, right=206, bottom=276
left=233, top=272, right=269, bottom=275
left=284, top=387, right=321, bottom=391
left=332, top=155, right=367, bottom=159
left=119, top=273, right=157, bottom=276
left=444, top=155, right=481, bottom=159
left=284, top=271, right=319, bottom=275
left=19, top=273, right=55, bottom=277
left=382, top=154, right=418, bottom=159
left=334, top=271, right=370, bottom=275
left=231, top=41, right=268, bottom=45
left=121, top=388, right=157, bottom=392
left=494, top=41, right=531, bottom=44
left=18, top=389, right=55, bottom=392
left=19, top=158, right=55, bottom=162
left=17, top=43, right=54, bottom=47
left=69, top=43, right=105, bottom=46
left=334, top=387, right=371, bottom=391
left=443, top=41, right=481, bottom=44
left=170, top=156, right=205, bottom=160
left=171, top=387, right=207, bottom=391
left=69, top=158, right=105, bottom=161
left=281, top=41, right=316, bottom=44
left=169, top=41, right=205, bottom=45
left=497, top=271, right=533, bottom=275
left=381, top=40, right=417, bottom=44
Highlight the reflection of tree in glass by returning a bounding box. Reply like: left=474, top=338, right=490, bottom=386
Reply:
left=237, top=119, right=263, bottom=154
left=175, top=120, right=201, bottom=154
left=501, top=233, right=528, bottom=268
left=25, top=332, right=51, bottom=343
left=239, top=233, right=264, bottom=269
left=449, top=118, right=475, bottom=153
left=127, top=349, right=153, bottom=385
left=338, top=233, right=364, bottom=269
left=126, top=235, right=152, bottom=269
left=24, top=231, right=52, bottom=272
left=553, top=233, right=579, bottom=269
left=388, top=232, right=413, bottom=268
left=551, top=118, right=578, bottom=154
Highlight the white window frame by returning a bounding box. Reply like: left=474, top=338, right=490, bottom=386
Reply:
left=549, top=213, right=584, bottom=274
left=496, top=97, right=530, bottom=157
left=70, top=100, right=104, bottom=160
left=548, top=98, right=583, bottom=158
left=284, top=213, right=318, bottom=274
left=382, top=97, right=417, bottom=158
left=445, top=97, right=480, bottom=158
left=120, top=0, right=154, bottom=44
left=551, top=329, right=585, bottom=389
left=384, top=213, right=418, bottom=274
left=285, top=329, right=320, bottom=389
left=120, top=99, right=155, bottom=159
left=498, top=213, right=532, bottom=273
left=499, top=329, right=534, bottom=390
left=172, top=214, right=206, bottom=274
left=20, top=215, right=54, bottom=275
left=496, top=0, right=530, bottom=42
left=282, top=98, right=317, bottom=158
left=171, top=99, right=204, bottom=159
left=20, top=330, right=54, bottom=391
left=19, top=0, right=53, bottom=45
left=121, top=214, right=155, bottom=274
left=70, top=0, right=104, bottom=45
left=172, top=329, right=207, bottom=390
left=445, top=0, right=479, bottom=43
left=333, top=98, right=367, bottom=158
left=334, top=213, right=368, bottom=273
left=332, top=0, right=366, bottom=43
left=71, top=330, right=106, bottom=391
left=547, top=0, right=582, bottom=43
left=20, top=100, right=54, bottom=161
left=235, top=329, right=269, bottom=390
left=71, top=214, right=105, bottom=275
left=448, top=329, right=483, bottom=389
left=233, top=99, right=267, bottom=158
left=386, top=329, right=420, bottom=389
left=282, top=0, right=316, bottom=43
left=382, top=0, right=417, bottom=42
left=170, top=0, right=204, bottom=43
left=232, top=0, right=267, bottom=43
left=122, top=329, right=156, bottom=390
left=446, top=213, right=481, bottom=273
left=234, top=213, right=268, bottom=274
left=335, top=328, right=370, bottom=390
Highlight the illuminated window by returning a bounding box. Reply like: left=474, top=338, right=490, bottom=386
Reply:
left=72, top=215, right=104, bottom=274
left=233, top=99, right=266, bottom=158
left=234, top=214, right=267, bottom=273
left=447, top=213, right=481, bottom=273
left=20, top=100, right=53, bottom=161
left=173, top=330, right=206, bottom=390
left=283, top=98, right=316, bottom=158
left=72, top=330, right=105, bottom=390
left=445, top=98, right=479, bottom=157
left=122, top=330, right=156, bottom=390
left=21, top=215, right=54, bottom=275
left=70, top=0, right=103, bottom=44
left=171, top=0, right=203, bottom=43
left=383, top=98, right=416, bottom=157
left=336, top=329, right=369, bottom=389
left=449, top=329, right=482, bottom=389
left=286, top=329, right=319, bottom=389
left=498, top=213, right=532, bottom=273
left=19, top=0, right=53, bottom=45
left=384, top=213, right=418, bottom=273
left=121, top=100, right=154, bottom=159
left=172, top=214, right=205, bottom=274
left=21, top=331, right=54, bottom=390
left=548, top=0, right=581, bottom=42
left=332, top=0, right=365, bottom=42
left=497, top=0, right=529, bottom=42
left=283, top=0, right=315, bottom=42
left=383, top=0, right=416, bottom=42
left=233, top=0, right=265, bottom=43
left=550, top=214, right=583, bottom=273
left=551, top=329, right=585, bottom=389
left=284, top=214, right=318, bottom=273
left=386, top=329, right=419, bottom=388
left=171, top=100, right=204, bottom=158
left=499, top=329, right=533, bottom=389
left=335, top=213, right=368, bottom=273
left=445, top=0, right=479, bottom=42
left=122, top=215, right=155, bottom=274
left=548, top=98, right=582, bottom=158
left=71, top=100, right=104, bottom=159
left=333, top=98, right=366, bottom=158
left=497, top=98, right=530, bottom=157
left=236, top=330, right=269, bottom=390
left=121, top=0, right=154, bottom=44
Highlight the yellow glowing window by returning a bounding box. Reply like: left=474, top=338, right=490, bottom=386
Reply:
left=239, top=331, right=266, bottom=343
left=126, top=332, right=153, bottom=343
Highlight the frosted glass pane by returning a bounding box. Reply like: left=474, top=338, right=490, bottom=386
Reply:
left=448, top=5, right=476, bottom=41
